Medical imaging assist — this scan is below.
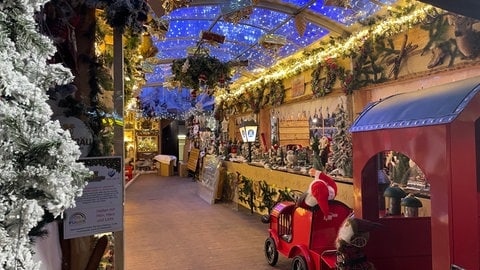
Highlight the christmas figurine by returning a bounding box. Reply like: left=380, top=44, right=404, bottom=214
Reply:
left=297, top=168, right=338, bottom=220
left=335, top=216, right=381, bottom=270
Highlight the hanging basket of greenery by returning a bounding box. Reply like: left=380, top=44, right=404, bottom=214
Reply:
left=102, top=0, right=150, bottom=34
left=171, top=55, right=231, bottom=90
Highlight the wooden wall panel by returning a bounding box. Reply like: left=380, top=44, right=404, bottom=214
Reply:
left=279, top=120, right=310, bottom=147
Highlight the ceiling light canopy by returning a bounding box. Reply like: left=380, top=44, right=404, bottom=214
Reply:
left=145, top=0, right=398, bottom=86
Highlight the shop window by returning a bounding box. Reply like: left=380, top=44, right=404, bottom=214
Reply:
left=378, top=151, right=430, bottom=218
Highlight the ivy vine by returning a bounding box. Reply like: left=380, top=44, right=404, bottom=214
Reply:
left=257, top=180, right=278, bottom=215
left=238, top=174, right=256, bottom=214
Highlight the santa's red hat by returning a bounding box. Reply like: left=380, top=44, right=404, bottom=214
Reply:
left=308, top=171, right=337, bottom=216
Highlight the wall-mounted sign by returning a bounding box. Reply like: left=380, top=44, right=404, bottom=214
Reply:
left=291, top=75, right=305, bottom=98
left=63, top=156, right=123, bottom=239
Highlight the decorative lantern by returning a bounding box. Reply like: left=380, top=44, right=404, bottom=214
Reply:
left=383, top=185, right=407, bottom=216
left=401, top=193, right=423, bottom=217
left=239, top=119, right=258, bottom=162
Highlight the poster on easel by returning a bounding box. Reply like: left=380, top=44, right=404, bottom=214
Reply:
left=197, top=155, right=221, bottom=205
left=187, top=148, right=200, bottom=172
left=63, top=156, right=123, bottom=239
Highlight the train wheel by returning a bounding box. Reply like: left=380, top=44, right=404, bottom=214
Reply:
left=264, top=237, right=278, bottom=266
left=291, top=255, right=308, bottom=270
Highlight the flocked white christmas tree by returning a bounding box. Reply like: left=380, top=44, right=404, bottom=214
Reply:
left=0, top=1, right=90, bottom=269
left=331, top=101, right=353, bottom=177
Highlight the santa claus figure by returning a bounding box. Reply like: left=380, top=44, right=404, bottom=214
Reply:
left=335, top=216, right=381, bottom=270
left=297, top=168, right=337, bottom=219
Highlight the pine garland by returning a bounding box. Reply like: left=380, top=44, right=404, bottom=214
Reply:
left=257, top=181, right=278, bottom=215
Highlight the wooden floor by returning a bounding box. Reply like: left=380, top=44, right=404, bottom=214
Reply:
left=125, top=173, right=291, bottom=270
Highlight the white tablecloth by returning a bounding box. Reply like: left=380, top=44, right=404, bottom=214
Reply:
left=154, top=154, right=177, bottom=166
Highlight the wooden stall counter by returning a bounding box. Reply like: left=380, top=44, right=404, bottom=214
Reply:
left=222, top=161, right=354, bottom=209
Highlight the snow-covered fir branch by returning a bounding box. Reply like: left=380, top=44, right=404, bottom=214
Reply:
left=0, top=1, right=90, bottom=269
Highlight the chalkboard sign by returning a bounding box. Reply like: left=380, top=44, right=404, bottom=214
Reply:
left=197, top=155, right=221, bottom=205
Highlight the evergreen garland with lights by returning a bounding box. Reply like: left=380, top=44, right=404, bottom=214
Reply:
left=217, top=2, right=440, bottom=106
left=0, top=1, right=91, bottom=269
left=269, top=79, right=285, bottom=107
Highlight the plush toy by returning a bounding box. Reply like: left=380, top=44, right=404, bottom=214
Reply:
left=335, top=216, right=381, bottom=270
left=297, top=168, right=337, bottom=219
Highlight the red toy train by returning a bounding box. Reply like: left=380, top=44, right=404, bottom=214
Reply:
left=262, top=200, right=382, bottom=269
left=263, top=77, right=480, bottom=269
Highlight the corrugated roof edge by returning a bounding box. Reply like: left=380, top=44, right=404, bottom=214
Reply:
left=350, top=77, right=480, bottom=132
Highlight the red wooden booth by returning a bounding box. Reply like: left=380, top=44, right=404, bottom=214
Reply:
left=350, top=76, right=480, bottom=270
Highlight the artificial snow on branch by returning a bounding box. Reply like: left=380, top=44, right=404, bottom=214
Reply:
left=0, top=1, right=91, bottom=269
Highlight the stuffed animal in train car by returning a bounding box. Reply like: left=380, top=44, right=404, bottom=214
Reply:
left=297, top=168, right=337, bottom=219
left=335, top=216, right=382, bottom=270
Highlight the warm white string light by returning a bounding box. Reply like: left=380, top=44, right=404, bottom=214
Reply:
left=216, top=3, right=441, bottom=104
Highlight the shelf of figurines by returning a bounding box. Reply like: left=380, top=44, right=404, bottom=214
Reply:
left=218, top=148, right=353, bottom=185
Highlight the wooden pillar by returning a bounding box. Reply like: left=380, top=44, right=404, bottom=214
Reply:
left=113, top=27, right=125, bottom=270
